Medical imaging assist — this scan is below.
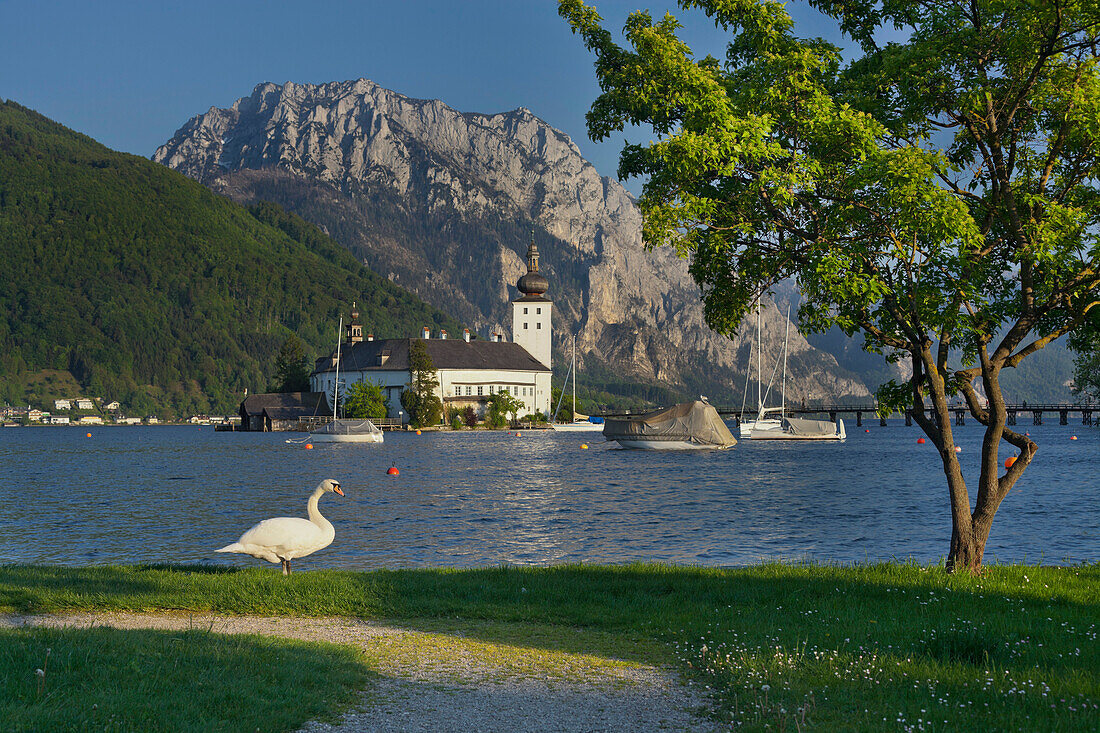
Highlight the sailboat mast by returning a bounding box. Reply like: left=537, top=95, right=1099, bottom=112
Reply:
left=333, top=316, right=343, bottom=421
left=571, top=335, right=576, bottom=421
left=756, top=302, right=762, bottom=414
left=782, top=304, right=790, bottom=419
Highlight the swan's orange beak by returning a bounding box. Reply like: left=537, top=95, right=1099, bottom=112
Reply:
left=333, top=486, right=344, bottom=496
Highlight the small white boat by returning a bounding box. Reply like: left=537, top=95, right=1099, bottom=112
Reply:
left=740, top=303, right=844, bottom=441
left=311, top=314, right=384, bottom=444
left=552, top=418, right=604, bottom=432
left=310, top=418, right=384, bottom=443
left=603, top=400, right=737, bottom=450
left=749, top=416, right=846, bottom=441
left=551, top=335, right=604, bottom=432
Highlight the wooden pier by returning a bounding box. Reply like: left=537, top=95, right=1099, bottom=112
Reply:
left=597, top=403, right=1096, bottom=427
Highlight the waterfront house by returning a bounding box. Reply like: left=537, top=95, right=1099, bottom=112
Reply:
left=49, top=415, right=70, bottom=425
left=27, top=409, right=45, bottom=422
left=311, top=242, right=553, bottom=423
left=78, top=415, right=104, bottom=425
left=74, top=398, right=94, bottom=410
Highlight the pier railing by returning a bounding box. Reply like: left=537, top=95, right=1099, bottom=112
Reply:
left=595, top=403, right=1096, bottom=426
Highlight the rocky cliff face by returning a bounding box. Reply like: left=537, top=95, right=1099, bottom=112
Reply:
left=154, top=79, right=870, bottom=403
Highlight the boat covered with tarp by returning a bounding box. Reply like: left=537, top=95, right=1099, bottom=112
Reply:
left=750, top=416, right=845, bottom=441
left=310, top=418, right=384, bottom=443
left=602, top=401, right=737, bottom=450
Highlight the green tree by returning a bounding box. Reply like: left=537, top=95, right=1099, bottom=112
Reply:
left=561, top=0, right=1100, bottom=572
left=273, top=335, right=311, bottom=393
left=486, top=390, right=524, bottom=428
left=342, top=380, right=388, bottom=420
left=401, top=341, right=443, bottom=427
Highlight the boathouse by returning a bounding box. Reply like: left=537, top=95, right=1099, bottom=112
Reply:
left=238, top=392, right=330, bottom=432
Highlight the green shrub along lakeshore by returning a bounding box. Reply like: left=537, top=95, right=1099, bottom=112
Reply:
left=1, top=562, right=1096, bottom=731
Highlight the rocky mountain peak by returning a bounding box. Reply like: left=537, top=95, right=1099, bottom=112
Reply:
left=154, top=79, right=870, bottom=403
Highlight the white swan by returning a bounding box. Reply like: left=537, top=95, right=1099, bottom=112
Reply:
left=216, top=479, right=343, bottom=575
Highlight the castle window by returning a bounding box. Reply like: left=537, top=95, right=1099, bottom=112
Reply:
left=465, top=386, right=471, bottom=396
left=477, top=386, right=483, bottom=396
left=523, top=323, right=528, bottom=329
left=536, top=308, right=541, bottom=314
left=536, top=323, right=541, bottom=329
left=489, top=385, right=495, bottom=394
left=523, top=307, right=528, bottom=314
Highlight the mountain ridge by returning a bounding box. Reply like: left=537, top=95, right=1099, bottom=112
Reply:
left=155, top=78, right=873, bottom=404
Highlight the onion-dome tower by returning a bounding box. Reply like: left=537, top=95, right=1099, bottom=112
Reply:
left=511, top=236, right=552, bottom=369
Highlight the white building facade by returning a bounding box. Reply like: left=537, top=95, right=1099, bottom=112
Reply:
left=311, top=242, right=554, bottom=423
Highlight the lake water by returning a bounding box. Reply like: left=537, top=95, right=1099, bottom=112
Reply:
left=0, top=422, right=1096, bottom=569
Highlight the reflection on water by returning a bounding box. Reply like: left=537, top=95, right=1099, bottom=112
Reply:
left=0, top=423, right=1096, bottom=568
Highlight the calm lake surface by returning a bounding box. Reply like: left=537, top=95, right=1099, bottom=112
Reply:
left=1, top=422, right=1096, bottom=569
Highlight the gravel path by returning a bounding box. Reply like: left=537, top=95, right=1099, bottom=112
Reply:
left=1, top=613, right=719, bottom=732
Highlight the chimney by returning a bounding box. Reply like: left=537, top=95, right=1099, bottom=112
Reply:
left=440, top=330, right=448, bottom=340
left=421, top=326, right=430, bottom=339
left=463, top=329, right=471, bottom=343
left=367, top=334, right=374, bottom=342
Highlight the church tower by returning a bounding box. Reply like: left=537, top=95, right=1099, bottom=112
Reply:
left=345, top=302, right=363, bottom=344
left=512, top=238, right=552, bottom=369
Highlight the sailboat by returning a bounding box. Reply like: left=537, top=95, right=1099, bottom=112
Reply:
left=551, top=335, right=603, bottom=432
left=742, top=304, right=845, bottom=441
left=310, top=316, right=384, bottom=444
left=738, top=303, right=783, bottom=437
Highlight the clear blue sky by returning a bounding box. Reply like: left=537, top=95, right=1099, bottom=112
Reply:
left=1, top=0, right=843, bottom=190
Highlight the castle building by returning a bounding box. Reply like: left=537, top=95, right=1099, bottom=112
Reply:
left=310, top=242, right=553, bottom=422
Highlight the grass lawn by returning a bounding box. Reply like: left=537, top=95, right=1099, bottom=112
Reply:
left=1, top=561, right=1097, bottom=731
left=0, top=624, right=369, bottom=732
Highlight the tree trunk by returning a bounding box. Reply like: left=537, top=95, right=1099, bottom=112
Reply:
left=946, top=521, right=986, bottom=573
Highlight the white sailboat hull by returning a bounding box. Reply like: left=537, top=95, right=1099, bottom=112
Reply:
left=551, top=422, right=604, bottom=432
left=738, top=418, right=782, bottom=438
left=309, top=432, right=384, bottom=443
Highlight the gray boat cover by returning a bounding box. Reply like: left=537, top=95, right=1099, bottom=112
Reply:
left=602, top=401, right=737, bottom=447
left=313, top=419, right=383, bottom=437
left=781, top=417, right=839, bottom=437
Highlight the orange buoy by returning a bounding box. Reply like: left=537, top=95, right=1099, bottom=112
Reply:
left=581, top=443, right=589, bottom=449
left=85, top=432, right=92, bottom=438
left=1071, top=435, right=1078, bottom=440
left=865, top=429, right=870, bottom=433
left=387, top=464, right=400, bottom=476
left=1004, top=456, right=1016, bottom=468
left=955, top=446, right=962, bottom=452
left=917, top=438, right=926, bottom=444
left=515, top=431, right=521, bottom=437
left=305, top=443, right=313, bottom=450
left=415, top=429, right=421, bottom=435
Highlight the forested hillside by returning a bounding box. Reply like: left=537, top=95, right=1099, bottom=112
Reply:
left=0, top=101, right=464, bottom=416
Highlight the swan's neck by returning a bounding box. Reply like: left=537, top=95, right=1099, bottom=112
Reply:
left=306, top=488, right=334, bottom=535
